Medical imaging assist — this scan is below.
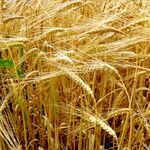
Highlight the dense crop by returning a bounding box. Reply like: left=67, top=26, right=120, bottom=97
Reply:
left=0, top=0, right=150, bottom=150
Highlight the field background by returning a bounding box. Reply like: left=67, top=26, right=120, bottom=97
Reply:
left=0, top=0, right=150, bottom=150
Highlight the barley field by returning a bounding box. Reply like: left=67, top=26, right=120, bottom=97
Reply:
left=0, top=0, right=150, bottom=150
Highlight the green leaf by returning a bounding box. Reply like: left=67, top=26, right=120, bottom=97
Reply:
left=0, top=59, right=14, bottom=68
left=17, top=69, right=24, bottom=78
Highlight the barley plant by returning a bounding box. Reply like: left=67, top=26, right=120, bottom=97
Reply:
left=0, top=0, right=150, bottom=150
